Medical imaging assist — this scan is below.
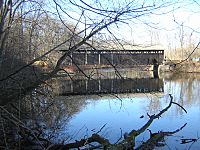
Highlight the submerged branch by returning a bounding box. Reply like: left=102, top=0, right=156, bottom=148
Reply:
left=172, top=101, right=187, bottom=113
left=135, top=123, right=187, bottom=150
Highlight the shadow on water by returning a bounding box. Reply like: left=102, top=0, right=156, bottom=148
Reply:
left=1, top=71, right=200, bottom=149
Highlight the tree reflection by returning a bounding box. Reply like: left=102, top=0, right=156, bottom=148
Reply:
left=163, top=73, right=200, bottom=113
left=0, top=82, right=89, bottom=149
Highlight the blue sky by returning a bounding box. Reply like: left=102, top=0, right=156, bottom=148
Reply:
left=48, top=0, right=200, bottom=50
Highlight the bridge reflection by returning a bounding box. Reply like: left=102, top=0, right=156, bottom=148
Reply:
left=54, top=78, right=164, bottom=95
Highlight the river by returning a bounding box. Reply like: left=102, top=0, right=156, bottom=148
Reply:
left=1, top=69, right=200, bottom=149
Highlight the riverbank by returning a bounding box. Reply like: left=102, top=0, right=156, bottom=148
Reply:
left=159, top=62, right=200, bottom=73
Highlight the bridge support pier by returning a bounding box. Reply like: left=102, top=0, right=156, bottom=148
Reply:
left=153, top=58, right=159, bottom=78
left=153, top=64, right=159, bottom=78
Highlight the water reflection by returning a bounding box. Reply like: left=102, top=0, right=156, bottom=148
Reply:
left=164, top=73, right=200, bottom=107
left=52, top=78, right=164, bottom=95
left=1, top=73, right=200, bottom=149
left=55, top=73, right=200, bottom=149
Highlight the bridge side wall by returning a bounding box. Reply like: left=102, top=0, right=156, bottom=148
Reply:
left=87, top=53, right=99, bottom=65
left=101, top=53, right=112, bottom=65
left=72, top=53, right=85, bottom=65
left=66, top=50, right=164, bottom=66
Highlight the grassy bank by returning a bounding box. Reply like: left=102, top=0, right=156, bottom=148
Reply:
left=160, top=62, right=200, bottom=73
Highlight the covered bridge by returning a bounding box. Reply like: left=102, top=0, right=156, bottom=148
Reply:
left=62, top=49, right=164, bottom=66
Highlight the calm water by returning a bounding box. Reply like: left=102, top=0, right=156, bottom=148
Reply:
left=35, top=73, right=200, bottom=149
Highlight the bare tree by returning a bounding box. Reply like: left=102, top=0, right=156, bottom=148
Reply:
left=0, top=0, right=178, bottom=78
left=0, top=1, right=188, bottom=149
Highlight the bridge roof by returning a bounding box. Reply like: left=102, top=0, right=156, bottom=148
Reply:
left=71, top=49, right=164, bottom=54
left=60, top=49, right=164, bottom=53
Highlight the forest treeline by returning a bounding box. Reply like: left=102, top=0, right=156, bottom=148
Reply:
left=0, top=1, right=80, bottom=78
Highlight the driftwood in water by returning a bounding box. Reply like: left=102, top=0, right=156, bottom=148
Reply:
left=135, top=123, right=187, bottom=150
